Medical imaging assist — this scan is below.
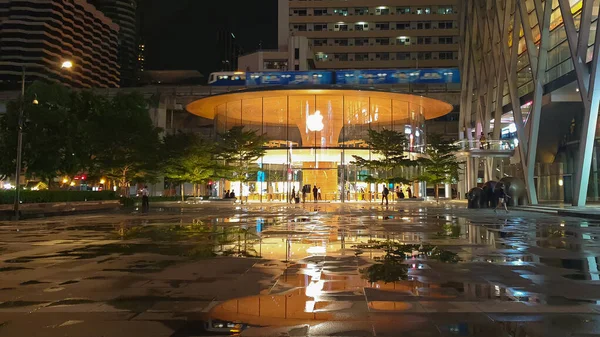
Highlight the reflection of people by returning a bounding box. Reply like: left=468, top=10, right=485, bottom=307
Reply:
left=381, top=184, right=389, bottom=206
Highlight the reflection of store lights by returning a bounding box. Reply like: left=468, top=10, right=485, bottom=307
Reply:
left=307, top=110, right=324, bottom=131
left=306, top=246, right=326, bottom=254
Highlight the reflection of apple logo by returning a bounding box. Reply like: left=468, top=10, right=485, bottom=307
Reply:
left=307, top=110, right=324, bottom=132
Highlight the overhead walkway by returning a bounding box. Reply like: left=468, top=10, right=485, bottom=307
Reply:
left=454, top=140, right=515, bottom=158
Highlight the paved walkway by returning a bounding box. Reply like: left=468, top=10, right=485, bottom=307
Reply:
left=0, top=203, right=599, bottom=336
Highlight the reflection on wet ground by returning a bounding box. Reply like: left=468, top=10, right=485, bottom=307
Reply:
left=1, top=203, right=600, bottom=336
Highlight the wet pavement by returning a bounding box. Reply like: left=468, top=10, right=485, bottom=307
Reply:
left=1, top=202, right=600, bottom=336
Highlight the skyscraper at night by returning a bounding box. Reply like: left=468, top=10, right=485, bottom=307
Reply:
left=90, top=0, right=139, bottom=87
left=0, top=0, right=120, bottom=88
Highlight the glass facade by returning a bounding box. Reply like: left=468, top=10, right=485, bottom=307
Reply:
left=188, top=89, right=452, bottom=202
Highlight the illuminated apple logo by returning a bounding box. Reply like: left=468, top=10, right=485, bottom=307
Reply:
left=307, top=110, right=324, bottom=132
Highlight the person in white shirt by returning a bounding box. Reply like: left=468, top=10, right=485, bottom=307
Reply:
left=141, top=186, right=149, bottom=211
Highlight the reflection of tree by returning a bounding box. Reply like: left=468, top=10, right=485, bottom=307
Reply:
left=437, top=223, right=461, bottom=238
left=357, top=242, right=460, bottom=283
left=115, top=221, right=216, bottom=258
left=362, top=257, right=409, bottom=283
left=220, top=227, right=261, bottom=258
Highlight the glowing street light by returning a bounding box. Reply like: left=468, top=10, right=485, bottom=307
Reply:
left=61, top=60, right=73, bottom=69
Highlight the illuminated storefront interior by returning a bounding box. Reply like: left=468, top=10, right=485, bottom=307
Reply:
left=187, top=88, right=453, bottom=201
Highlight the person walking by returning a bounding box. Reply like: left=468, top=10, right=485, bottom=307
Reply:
left=141, top=185, right=149, bottom=212
left=494, top=185, right=510, bottom=213
left=381, top=184, right=389, bottom=206
left=291, top=186, right=296, bottom=203
left=312, top=185, right=318, bottom=203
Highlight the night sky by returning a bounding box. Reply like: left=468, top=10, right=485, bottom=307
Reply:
left=139, top=0, right=278, bottom=76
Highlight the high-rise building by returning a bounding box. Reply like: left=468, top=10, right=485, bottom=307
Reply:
left=216, top=29, right=240, bottom=71
left=0, top=0, right=120, bottom=88
left=279, top=0, right=460, bottom=70
left=90, top=0, right=138, bottom=87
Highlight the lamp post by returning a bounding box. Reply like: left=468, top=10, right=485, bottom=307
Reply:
left=13, top=60, right=73, bottom=220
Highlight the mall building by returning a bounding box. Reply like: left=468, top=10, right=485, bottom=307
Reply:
left=185, top=1, right=462, bottom=201
left=458, top=0, right=600, bottom=206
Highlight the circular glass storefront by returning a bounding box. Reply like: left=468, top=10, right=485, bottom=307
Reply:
left=187, top=87, right=453, bottom=202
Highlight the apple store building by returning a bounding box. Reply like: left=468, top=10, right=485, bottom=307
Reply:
left=186, top=87, right=453, bottom=202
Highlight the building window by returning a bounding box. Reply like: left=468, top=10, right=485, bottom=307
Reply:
left=397, top=7, right=410, bottom=15
left=438, top=6, right=453, bottom=14
left=334, top=53, right=349, bottom=61
left=334, top=8, right=348, bottom=16
left=315, top=53, right=328, bottom=61
left=355, top=38, right=368, bottom=46
left=335, top=39, right=349, bottom=46
left=293, top=24, right=307, bottom=31
left=355, top=23, right=369, bottom=31
left=375, top=23, right=390, bottom=30
left=416, top=7, right=431, bottom=15
left=313, top=39, right=327, bottom=46
left=418, top=52, right=432, bottom=60
left=439, top=21, right=454, bottom=29
left=376, top=7, right=390, bottom=15
left=355, top=53, right=369, bottom=61
left=376, top=53, right=390, bottom=60
left=314, top=9, right=328, bottom=16
left=417, top=37, right=432, bottom=44
left=298, top=9, right=307, bottom=16
left=295, top=65, right=300, bottom=70
left=439, top=36, right=453, bottom=44
left=396, top=36, right=411, bottom=45
left=263, top=61, right=288, bottom=70
left=295, top=48, right=300, bottom=59
left=439, top=52, right=454, bottom=60
left=354, top=7, right=368, bottom=15
left=416, top=22, right=431, bottom=29
left=396, top=22, right=410, bottom=30
left=396, top=52, right=411, bottom=60
left=375, top=38, right=390, bottom=45
left=334, top=24, right=348, bottom=31
left=314, top=24, right=328, bottom=31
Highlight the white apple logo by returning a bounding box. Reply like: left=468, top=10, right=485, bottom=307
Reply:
left=307, top=110, right=324, bottom=132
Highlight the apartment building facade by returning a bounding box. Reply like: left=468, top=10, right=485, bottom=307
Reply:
left=0, top=0, right=120, bottom=88
left=279, top=0, right=460, bottom=69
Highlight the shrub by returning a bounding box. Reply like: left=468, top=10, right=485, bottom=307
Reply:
left=0, top=190, right=118, bottom=204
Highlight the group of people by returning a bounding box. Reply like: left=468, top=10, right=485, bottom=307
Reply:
left=381, top=184, right=413, bottom=205
left=224, top=190, right=236, bottom=199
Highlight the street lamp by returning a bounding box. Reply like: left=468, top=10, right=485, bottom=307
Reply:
left=14, top=60, right=74, bottom=220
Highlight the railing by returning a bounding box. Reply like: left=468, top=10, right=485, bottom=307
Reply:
left=454, top=139, right=516, bottom=151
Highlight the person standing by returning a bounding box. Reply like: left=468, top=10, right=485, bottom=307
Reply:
left=313, top=185, right=318, bottom=202
left=381, top=184, right=389, bottom=206
left=494, top=185, right=510, bottom=213
left=141, top=185, right=149, bottom=212
left=317, top=187, right=322, bottom=200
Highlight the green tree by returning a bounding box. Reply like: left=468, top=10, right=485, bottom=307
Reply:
left=416, top=134, right=461, bottom=202
left=89, top=92, right=162, bottom=195
left=217, top=126, right=266, bottom=203
left=351, top=128, right=414, bottom=184
left=162, top=132, right=219, bottom=200
left=0, top=82, right=90, bottom=185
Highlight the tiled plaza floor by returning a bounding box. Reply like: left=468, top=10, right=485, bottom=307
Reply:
left=1, top=202, right=599, bottom=336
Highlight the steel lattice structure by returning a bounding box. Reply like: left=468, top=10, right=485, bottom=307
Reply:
left=458, top=0, right=600, bottom=206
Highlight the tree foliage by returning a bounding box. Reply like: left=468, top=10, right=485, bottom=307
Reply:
left=162, top=132, right=220, bottom=196
left=0, top=82, right=161, bottom=192
left=416, top=134, right=461, bottom=201
left=214, top=126, right=266, bottom=202
left=216, top=126, right=266, bottom=198
left=351, top=128, right=415, bottom=183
